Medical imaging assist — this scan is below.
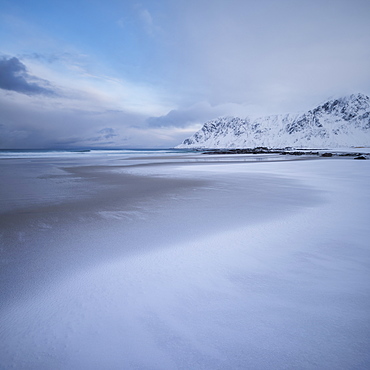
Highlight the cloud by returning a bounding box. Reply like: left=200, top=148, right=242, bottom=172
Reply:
left=86, top=128, right=119, bottom=143
left=0, top=92, right=185, bottom=149
left=16, top=52, right=173, bottom=117
left=137, top=6, right=156, bottom=35
left=147, top=103, right=212, bottom=127
left=139, top=8, right=153, bottom=28
left=0, top=56, right=56, bottom=96
left=20, top=52, right=62, bottom=64
left=161, top=0, right=370, bottom=114
left=147, top=101, right=262, bottom=128
left=0, top=52, right=181, bottom=148
left=1, top=1, right=369, bottom=149
left=97, top=127, right=118, bottom=139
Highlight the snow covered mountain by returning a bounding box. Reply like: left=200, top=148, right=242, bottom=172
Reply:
left=176, top=93, right=370, bottom=149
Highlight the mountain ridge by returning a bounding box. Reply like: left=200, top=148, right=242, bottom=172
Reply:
left=176, top=93, right=370, bottom=149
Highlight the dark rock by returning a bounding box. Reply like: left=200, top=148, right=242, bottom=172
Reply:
left=354, top=155, right=367, bottom=160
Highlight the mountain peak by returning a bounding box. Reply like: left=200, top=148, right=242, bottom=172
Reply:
left=177, top=94, right=370, bottom=149
left=347, top=92, right=369, bottom=101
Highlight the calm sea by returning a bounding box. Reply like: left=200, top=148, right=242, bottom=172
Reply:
left=0, top=148, right=194, bottom=159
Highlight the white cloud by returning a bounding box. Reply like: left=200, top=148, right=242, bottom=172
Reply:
left=139, top=8, right=153, bottom=28
left=160, top=0, right=370, bottom=114
left=135, top=5, right=159, bottom=36
left=20, top=53, right=173, bottom=116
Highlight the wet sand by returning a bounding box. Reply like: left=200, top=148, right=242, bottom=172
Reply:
left=0, top=155, right=317, bottom=306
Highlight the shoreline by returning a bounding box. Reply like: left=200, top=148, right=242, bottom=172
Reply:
left=199, top=147, right=370, bottom=159
left=0, top=156, right=319, bottom=307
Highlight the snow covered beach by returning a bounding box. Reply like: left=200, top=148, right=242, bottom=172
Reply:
left=1, top=150, right=369, bottom=369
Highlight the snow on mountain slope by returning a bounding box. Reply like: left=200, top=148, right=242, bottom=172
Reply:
left=176, top=93, right=370, bottom=148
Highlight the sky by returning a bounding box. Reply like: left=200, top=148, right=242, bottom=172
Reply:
left=0, top=0, right=370, bottom=149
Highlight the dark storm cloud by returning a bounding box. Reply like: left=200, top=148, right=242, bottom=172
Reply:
left=0, top=56, right=56, bottom=95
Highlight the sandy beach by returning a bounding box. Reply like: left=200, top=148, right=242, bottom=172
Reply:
left=1, top=151, right=369, bottom=369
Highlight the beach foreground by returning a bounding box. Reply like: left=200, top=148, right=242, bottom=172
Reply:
left=1, top=151, right=369, bottom=369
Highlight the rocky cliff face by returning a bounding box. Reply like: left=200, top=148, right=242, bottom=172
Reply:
left=176, top=94, right=370, bottom=148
